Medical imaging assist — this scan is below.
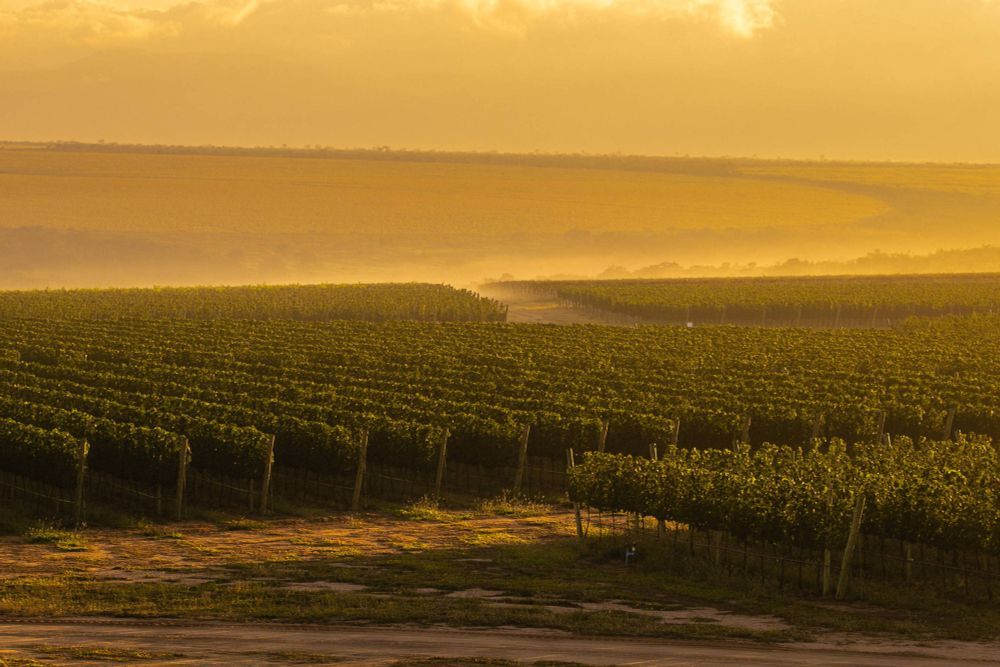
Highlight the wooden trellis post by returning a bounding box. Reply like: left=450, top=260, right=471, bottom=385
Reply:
left=567, top=448, right=584, bottom=544
left=942, top=406, right=957, bottom=441
left=74, top=440, right=89, bottom=527
left=671, top=419, right=681, bottom=446
left=434, top=429, right=450, bottom=497
left=875, top=411, right=886, bottom=446
left=836, top=493, right=867, bottom=600
left=259, top=434, right=275, bottom=515
left=739, top=416, right=752, bottom=444
left=175, top=438, right=190, bottom=521
left=822, top=548, right=832, bottom=596
left=352, top=430, right=369, bottom=512
left=596, top=420, right=609, bottom=453
left=822, top=488, right=834, bottom=595
left=512, top=424, right=531, bottom=494
left=648, top=443, right=658, bottom=461
left=810, top=413, right=825, bottom=442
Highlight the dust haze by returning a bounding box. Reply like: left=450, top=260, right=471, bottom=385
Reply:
left=1, top=142, right=999, bottom=290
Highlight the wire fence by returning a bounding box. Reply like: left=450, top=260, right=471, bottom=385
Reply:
left=86, top=470, right=163, bottom=515
left=0, top=451, right=572, bottom=524
left=0, top=469, right=74, bottom=518
left=586, top=510, right=997, bottom=602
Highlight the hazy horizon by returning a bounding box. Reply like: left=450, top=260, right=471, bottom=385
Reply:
left=2, top=142, right=1000, bottom=290
left=8, top=140, right=1000, bottom=166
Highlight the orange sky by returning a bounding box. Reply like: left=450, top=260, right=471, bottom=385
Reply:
left=1, top=0, right=999, bottom=161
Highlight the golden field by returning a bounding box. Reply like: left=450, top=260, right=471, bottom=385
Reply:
left=1, top=144, right=998, bottom=288
left=0, top=147, right=886, bottom=235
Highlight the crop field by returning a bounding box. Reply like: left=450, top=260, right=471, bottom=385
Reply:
left=0, top=283, right=505, bottom=322
left=0, top=283, right=997, bottom=662
left=1, top=284, right=1000, bottom=503
left=3, top=144, right=1000, bottom=288
left=491, top=273, right=1000, bottom=326
left=571, top=437, right=999, bottom=585
left=0, top=147, right=884, bottom=236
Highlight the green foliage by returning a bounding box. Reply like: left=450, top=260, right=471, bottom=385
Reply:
left=2, top=307, right=1000, bottom=495
left=496, top=274, right=1000, bottom=326
left=570, top=435, right=1000, bottom=553
left=0, top=417, right=83, bottom=488
left=0, top=283, right=506, bottom=322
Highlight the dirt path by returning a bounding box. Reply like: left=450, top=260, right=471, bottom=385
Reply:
left=485, top=290, right=637, bottom=326
left=0, top=512, right=572, bottom=580
left=1, top=619, right=998, bottom=666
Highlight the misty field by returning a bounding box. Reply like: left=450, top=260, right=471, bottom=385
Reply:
left=1, top=144, right=1000, bottom=289
left=0, top=146, right=882, bottom=235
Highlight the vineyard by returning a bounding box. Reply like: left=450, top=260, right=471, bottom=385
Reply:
left=0, top=310, right=999, bottom=522
left=568, top=436, right=999, bottom=599
left=488, top=274, right=1000, bottom=327
left=0, top=284, right=507, bottom=322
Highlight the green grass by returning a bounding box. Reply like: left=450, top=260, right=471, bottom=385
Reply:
left=475, top=492, right=552, bottom=518
left=1, top=507, right=996, bottom=645
left=23, top=527, right=87, bottom=552
left=135, top=520, right=184, bottom=540
left=0, top=576, right=788, bottom=642
left=223, top=534, right=1000, bottom=643
left=393, top=497, right=458, bottom=522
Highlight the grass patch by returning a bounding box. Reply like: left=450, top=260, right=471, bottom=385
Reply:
left=254, top=651, right=346, bottom=663
left=225, top=533, right=1000, bottom=643
left=0, top=576, right=793, bottom=643
left=475, top=492, right=552, bottom=518
left=31, top=644, right=183, bottom=662
left=394, top=497, right=454, bottom=522
left=392, top=661, right=592, bottom=667
left=3, top=509, right=997, bottom=645
left=23, top=527, right=87, bottom=552
left=222, top=518, right=267, bottom=532
left=462, top=531, right=528, bottom=547
left=136, top=521, right=184, bottom=540
left=0, top=657, right=47, bottom=667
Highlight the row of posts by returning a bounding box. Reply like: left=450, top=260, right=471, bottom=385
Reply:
left=73, top=405, right=960, bottom=525
left=566, top=439, right=869, bottom=601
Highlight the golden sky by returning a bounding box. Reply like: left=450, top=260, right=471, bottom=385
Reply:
left=2, top=0, right=999, bottom=161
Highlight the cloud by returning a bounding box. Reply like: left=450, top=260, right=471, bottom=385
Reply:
left=0, top=0, right=265, bottom=47
left=0, top=0, right=168, bottom=43
left=0, top=0, right=778, bottom=48
left=402, top=0, right=779, bottom=37
left=190, top=0, right=261, bottom=25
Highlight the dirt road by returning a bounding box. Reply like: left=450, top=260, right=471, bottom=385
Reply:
left=1, top=619, right=998, bottom=666
left=486, top=290, right=637, bottom=326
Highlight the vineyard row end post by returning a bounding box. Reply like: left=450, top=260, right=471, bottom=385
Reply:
left=836, top=493, right=867, bottom=600
left=512, top=423, right=531, bottom=495
left=74, top=439, right=89, bottom=528
left=352, top=430, right=369, bottom=512
left=567, top=448, right=584, bottom=544
left=943, top=406, right=957, bottom=441
left=434, top=429, right=450, bottom=497
left=259, top=434, right=276, bottom=515
left=175, top=438, right=190, bottom=521
left=597, top=420, right=609, bottom=452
